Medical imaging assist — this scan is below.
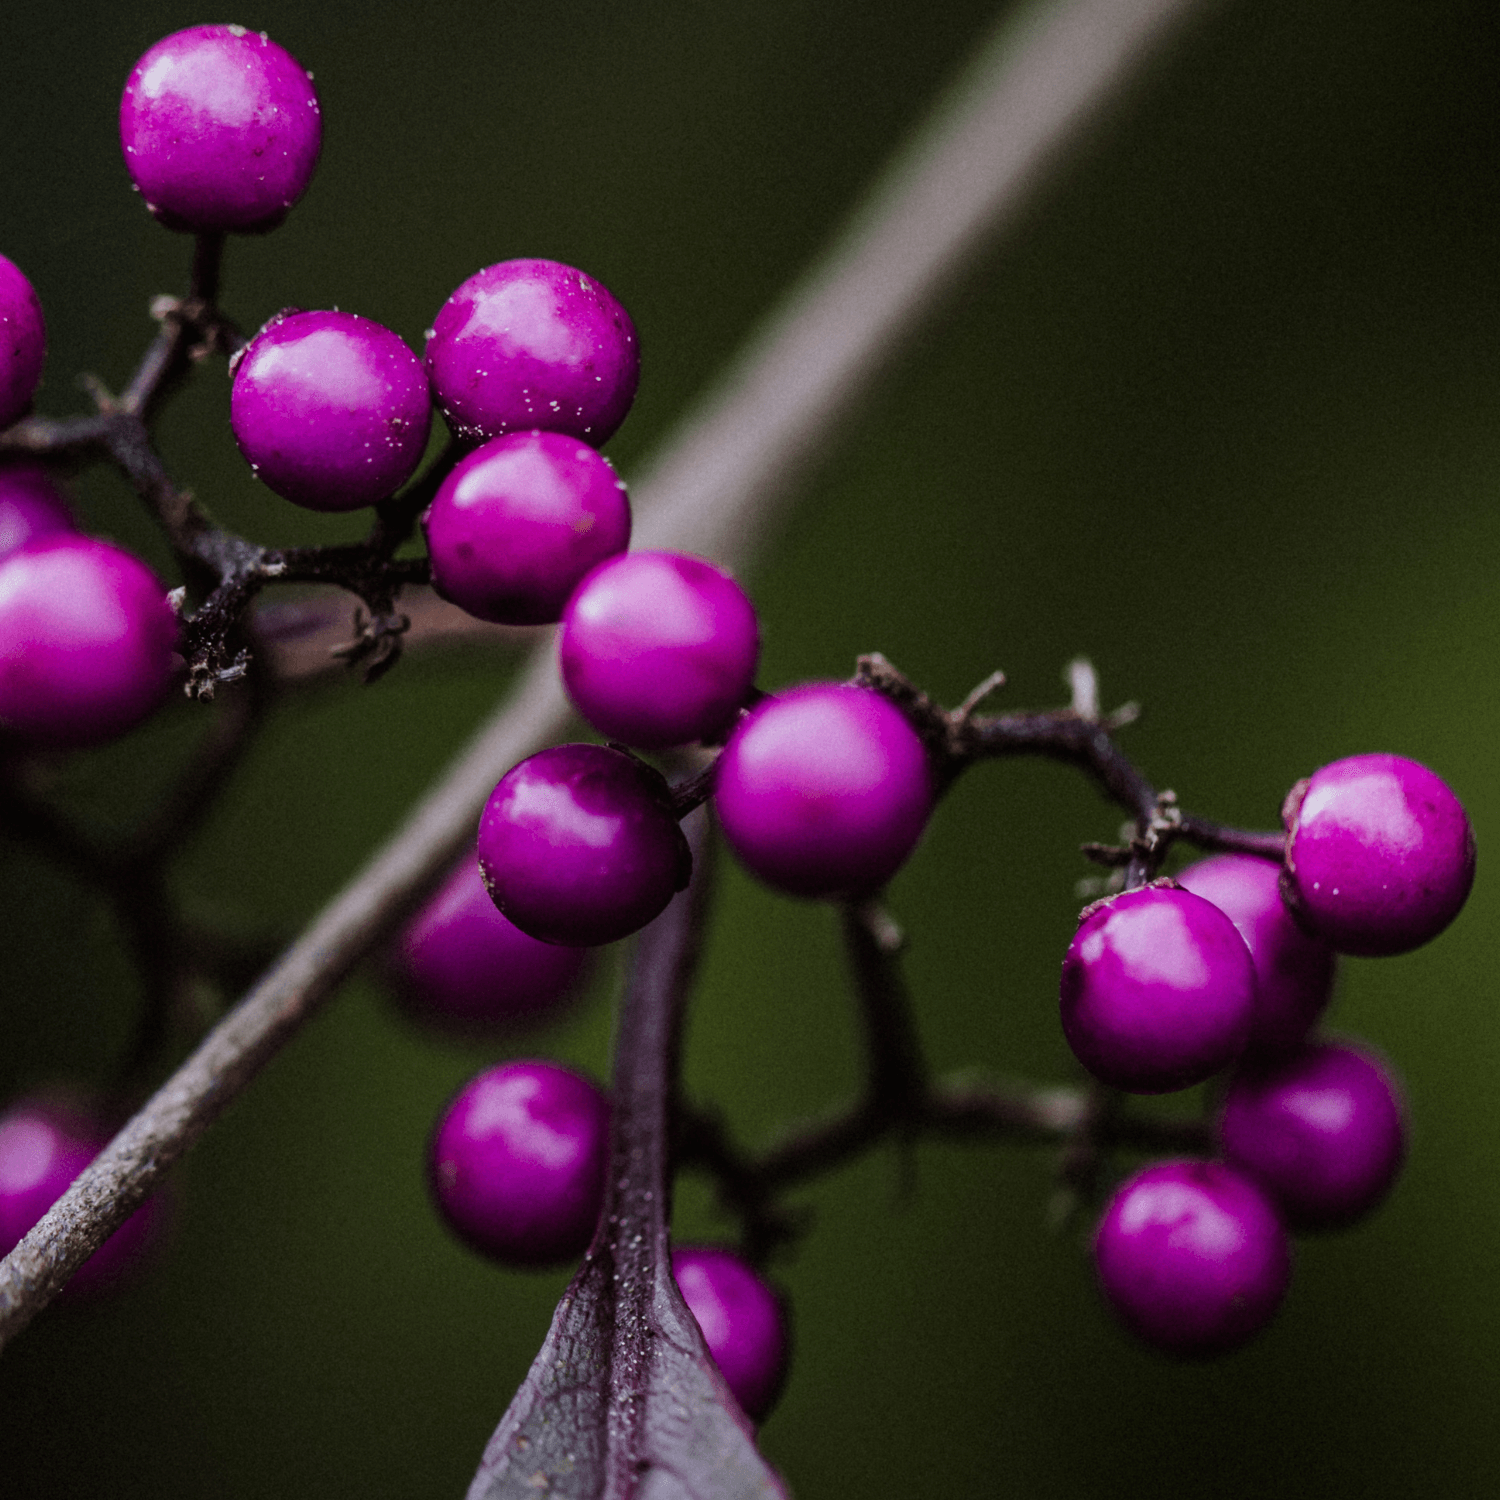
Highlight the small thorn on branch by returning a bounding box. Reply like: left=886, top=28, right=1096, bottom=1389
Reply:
left=1066, top=657, right=1099, bottom=720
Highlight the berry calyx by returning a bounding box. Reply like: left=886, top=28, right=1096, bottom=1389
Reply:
left=392, top=855, right=589, bottom=1033
left=230, top=309, right=432, bottom=511
left=119, top=25, right=322, bottom=233
left=672, top=1245, right=789, bottom=1423
left=713, top=683, right=930, bottom=899
left=0, top=464, right=75, bottom=557
left=1220, top=1038, right=1406, bottom=1230
left=477, top=743, right=691, bottom=946
left=0, top=254, right=46, bottom=430
left=1093, top=1158, right=1291, bottom=1356
left=424, top=259, right=639, bottom=447
left=1176, top=853, right=1336, bottom=1056
left=1059, top=883, right=1255, bottom=1093
left=1280, top=753, right=1475, bottom=957
left=559, top=550, right=760, bottom=749
left=428, top=1061, right=609, bottom=1266
left=423, top=431, right=631, bottom=625
left=0, top=1093, right=165, bottom=1298
left=0, top=535, right=180, bottom=750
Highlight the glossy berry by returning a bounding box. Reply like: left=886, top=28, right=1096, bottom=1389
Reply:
left=231, top=310, right=432, bottom=511
left=1281, top=753, right=1475, bottom=957
left=673, top=1246, right=789, bottom=1423
left=119, top=25, right=321, bottom=233
left=429, top=1061, right=608, bottom=1266
left=0, top=536, right=179, bottom=750
left=0, top=254, right=46, bottom=430
left=423, top=431, right=630, bottom=625
left=1221, top=1039, right=1406, bottom=1230
left=559, top=551, right=759, bottom=749
left=0, top=465, right=75, bottom=557
left=1177, top=853, right=1336, bottom=1056
left=714, top=683, right=930, bottom=899
left=424, top=259, right=639, bottom=446
left=1094, top=1159, right=1291, bottom=1356
left=477, top=743, right=691, bottom=946
left=0, top=1095, right=164, bottom=1299
left=1060, top=884, right=1255, bottom=1094
left=393, top=855, right=589, bottom=1032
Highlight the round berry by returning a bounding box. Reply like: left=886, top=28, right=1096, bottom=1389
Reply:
left=1060, top=884, right=1256, bottom=1094
left=1281, top=753, right=1475, bottom=957
left=477, top=743, right=691, bottom=946
left=672, top=1246, right=789, bottom=1423
left=230, top=310, right=432, bottom=512
left=0, top=1095, right=165, bottom=1299
left=0, top=254, right=46, bottom=430
left=714, top=684, right=930, bottom=899
left=0, top=536, right=179, bottom=750
left=392, top=855, right=589, bottom=1033
left=423, top=431, right=630, bottom=625
left=559, top=551, right=759, bottom=749
left=119, top=25, right=321, bottom=233
left=424, top=259, right=639, bottom=446
left=1177, top=853, right=1336, bottom=1056
left=0, top=464, right=75, bottom=558
left=1220, top=1039, right=1406, bottom=1230
left=429, top=1061, right=609, bottom=1266
left=1094, top=1159, right=1291, bottom=1356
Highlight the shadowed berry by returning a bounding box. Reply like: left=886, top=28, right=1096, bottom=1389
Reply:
left=559, top=550, right=759, bottom=749
left=119, top=25, right=321, bottom=233
left=0, top=465, right=75, bottom=557
left=429, top=1061, right=609, bottom=1266
left=0, top=255, right=46, bottom=430
left=673, top=1245, right=789, bottom=1423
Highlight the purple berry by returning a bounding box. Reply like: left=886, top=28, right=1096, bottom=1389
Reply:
left=423, top=431, right=630, bottom=625
left=0, top=535, right=179, bottom=750
left=0, top=254, right=46, bottom=430
left=429, top=1061, right=609, bottom=1266
left=0, top=464, right=75, bottom=557
left=714, top=683, right=930, bottom=899
left=1094, top=1159, right=1291, bottom=1356
left=1220, top=1039, right=1406, bottom=1230
left=477, top=743, right=691, bottom=946
left=393, top=855, right=589, bottom=1033
left=1060, top=884, right=1255, bottom=1094
left=1281, top=753, right=1475, bottom=957
left=118, top=25, right=321, bottom=233
left=672, top=1246, right=789, bottom=1423
left=424, top=259, right=639, bottom=447
left=230, top=310, right=432, bottom=511
left=559, top=551, right=760, bottom=750
left=1176, top=853, right=1336, bottom=1056
left=0, top=1094, right=165, bottom=1299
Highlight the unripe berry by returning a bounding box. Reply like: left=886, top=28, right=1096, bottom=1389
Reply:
left=1220, top=1039, right=1405, bottom=1230
left=424, top=259, right=639, bottom=446
left=714, top=683, right=930, bottom=899
left=672, top=1246, right=789, bottom=1423
left=429, top=1061, right=609, bottom=1266
left=559, top=551, right=759, bottom=749
left=1059, top=884, right=1255, bottom=1094
left=1281, top=753, right=1475, bottom=957
left=119, top=25, right=322, bottom=233
left=1094, top=1159, right=1291, bottom=1356
left=1176, top=853, right=1336, bottom=1056
left=423, top=431, right=630, bottom=625
left=0, top=535, right=179, bottom=750
left=0, top=464, right=75, bottom=557
left=0, top=254, right=46, bottom=430
left=0, top=1094, right=165, bottom=1299
left=392, top=856, right=589, bottom=1033
left=230, top=310, right=432, bottom=511
left=477, top=743, right=691, bottom=946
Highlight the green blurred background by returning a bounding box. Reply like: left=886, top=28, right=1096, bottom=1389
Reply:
left=4, top=0, right=1499, bottom=1493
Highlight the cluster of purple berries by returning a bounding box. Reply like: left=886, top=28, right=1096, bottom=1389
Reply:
left=1080, top=755, right=1473, bottom=1355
